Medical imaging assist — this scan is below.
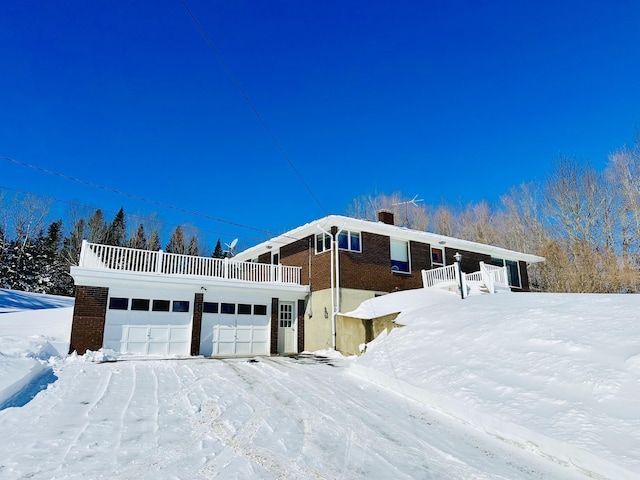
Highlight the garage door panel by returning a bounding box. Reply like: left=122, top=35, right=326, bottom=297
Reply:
left=169, top=328, right=189, bottom=342
left=127, top=326, right=149, bottom=342
left=149, top=327, right=169, bottom=341
left=235, top=328, right=252, bottom=342
left=253, top=329, right=268, bottom=342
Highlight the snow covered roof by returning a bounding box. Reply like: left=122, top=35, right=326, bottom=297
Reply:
left=235, top=214, right=545, bottom=263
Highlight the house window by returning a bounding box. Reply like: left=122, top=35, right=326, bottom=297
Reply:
left=220, top=302, right=236, bottom=314
left=431, top=247, right=445, bottom=267
left=109, top=297, right=129, bottom=310
left=254, top=304, right=267, bottom=315
left=203, top=302, right=218, bottom=313
left=152, top=300, right=170, bottom=312
left=315, top=233, right=332, bottom=254
left=131, top=298, right=150, bottom=311
left=390, top=239, right=410, bottom=273
left=490, top=258, right=522, bottom=288
left=238, top=303, right=252, bottom=315
left=172, top=300, right=190, bottom=313
left=337, top=231, right=361, bottom=252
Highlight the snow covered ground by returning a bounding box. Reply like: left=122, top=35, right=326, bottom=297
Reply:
left=0, top=287, right=638, bottom=479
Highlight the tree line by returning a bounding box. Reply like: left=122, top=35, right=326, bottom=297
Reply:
left=3, top=134, right=639, bottom=296
left=0, top=202, right=226, bottom=297
left=348, top=135, right=640, bottom=293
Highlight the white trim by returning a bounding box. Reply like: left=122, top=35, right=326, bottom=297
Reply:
left=430, top=245, right=446, bottom=268
left=390, top=239, right=411, bottom=274
left=234, top=215, right=545, bottom=265
left=337, top=230, right=362, bottom=253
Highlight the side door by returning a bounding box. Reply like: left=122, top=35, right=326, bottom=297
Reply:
left=277, top=302, right=296, bottom=353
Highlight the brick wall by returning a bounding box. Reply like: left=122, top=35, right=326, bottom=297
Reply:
left=191, top=293, right=204, bottom=356
left=337, top=232, right=425, bottom=292
left=270, top=298, right=279, bottom=354
left=276, top=226, right=533, bottom=294
left=445, top=249, right=492, bottom=274
left=69, top=285, right=109, bottom=354
left=519, top=260, right=531, bottom=291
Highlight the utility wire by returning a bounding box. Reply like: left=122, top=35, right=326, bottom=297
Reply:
left=179, top=0, right=328, bottom=215
left=0, top=184, right=264, bottom=242
left=0, top=155, right=276, bottom=237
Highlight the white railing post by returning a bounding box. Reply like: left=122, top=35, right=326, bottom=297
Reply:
left=79, top=239, right=88, bottom=267
left=155, top=249, right=163, bottom=274
left=224, top=257, right=229, bottom=279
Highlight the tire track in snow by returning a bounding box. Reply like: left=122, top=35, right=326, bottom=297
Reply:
left=197, top=359, right=322, bottom=480
left=54, top=368, right=114, bottom=473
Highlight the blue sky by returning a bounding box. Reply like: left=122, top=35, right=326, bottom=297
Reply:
left=1, top=1, right=639, bottom=251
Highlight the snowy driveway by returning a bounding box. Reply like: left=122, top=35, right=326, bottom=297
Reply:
left=0, top=355, right=585, bottom=479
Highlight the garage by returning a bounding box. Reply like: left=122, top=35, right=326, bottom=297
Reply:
left=103, top=294, right=193, bottom=356
left=200, top=301, right=270, bottom=356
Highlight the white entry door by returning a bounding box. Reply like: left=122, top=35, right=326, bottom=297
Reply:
left=278, top=302, right=296, bottom=353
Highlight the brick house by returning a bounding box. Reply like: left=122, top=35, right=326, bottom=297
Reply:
left=69, top=212, right=543, bottom=357
left=232, top=212, right=544, bottom=352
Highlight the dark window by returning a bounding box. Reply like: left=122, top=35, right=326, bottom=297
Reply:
left=221, top=302, right=235, bottom=314
left=152, top=299, right=170, bottom=312
left=254, top=304, right=267, bottom=315
left=238, top=303, right=251, bottom=315
left=203, top=302, right=218, bottom=314
left=338, top=231, right=361, bottom=252
left=315, top=233, right=331, bottom=253
left=490, top=258, right=522, bottom=288
left=431, top=247, right=444, bottom=266
left=131, top=298, right=150, bottom=311
left=109, top=297, right=128, bottom=310
left=172, top=300, right=190, bottom=312
left=506, top=260, right=521, bottom=288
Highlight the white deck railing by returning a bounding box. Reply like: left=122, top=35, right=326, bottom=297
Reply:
left=78, top=240, right=302, bottom=285
left=421, top=264, right=458, bottom=289
left=421, top=261, right=509, bottom=295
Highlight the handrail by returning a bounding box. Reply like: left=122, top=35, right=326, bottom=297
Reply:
left=78, top=240, right=302, bottom=285
left=421, top=264, right=457, bottom=289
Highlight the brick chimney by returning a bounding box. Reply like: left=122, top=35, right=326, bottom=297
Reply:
left=378, top=210, right=394, bottom=225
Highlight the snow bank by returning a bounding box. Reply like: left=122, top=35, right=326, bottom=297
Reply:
left=0, top=290, right=74, bottom=409
left=0, top=336, right=60, bottom=409
left=0, top=288, right=74, bottom=313
left=343, top=287, right=455, bottom=320
left=351, top=292, right=640, bottom=478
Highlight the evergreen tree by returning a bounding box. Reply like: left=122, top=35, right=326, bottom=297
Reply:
left=147, top=229, right=161, bottom=251
left=129, top=223, right=147, bottom=249
left=105, top=208, right=126, bottom=246
left=0, top=226, right=9, bottom=288
left=88, top=209, right=107, bottom=244
left=187, top=236, right=199, bottom=256
left=212, top=238, right=224, bottom=258
left=61, top=218, right=86, bottom=268
left=166, top=226, right=187, bottom=254
left=34, top=220, right=65, bottom=294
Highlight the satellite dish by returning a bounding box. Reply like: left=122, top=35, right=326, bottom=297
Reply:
left=224, top=238, right=238, bottom=257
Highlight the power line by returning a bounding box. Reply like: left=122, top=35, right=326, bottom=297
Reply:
left=0, top=184, right=265, bottom=242
left=179, top=0, right=328, bottom=215
left=0, top=155, right=278, bottom=237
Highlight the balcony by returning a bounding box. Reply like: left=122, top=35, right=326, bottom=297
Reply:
left=78, top=240, right=302, bottom=285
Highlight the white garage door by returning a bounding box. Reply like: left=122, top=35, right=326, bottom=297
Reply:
left=104, top=295, right=193, bottom=357
left=121, top=325, right=190, bottom=356
left=200, top=302, right=270, bottom=356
